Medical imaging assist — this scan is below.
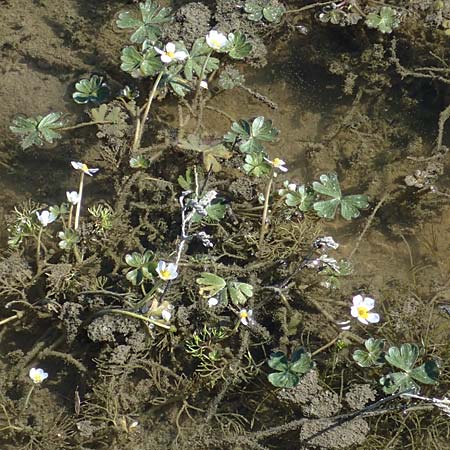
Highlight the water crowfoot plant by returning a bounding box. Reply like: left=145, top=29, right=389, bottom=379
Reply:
left=24, top=367, right=48, bottom=409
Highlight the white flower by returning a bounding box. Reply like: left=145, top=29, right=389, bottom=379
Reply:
left=350, top=295, right=380, bottom=325
left=29, top=367, right=48, bottom=384
left=161, top=309, right=171, bottom=322
left=156, top=261, right=178, bottom=281
left=154, top=42, right=187, bottom=64
left=71, top=161, right=99, bottom=176
left=66, top=191, right=80, bottom=205
left=206, top=30, right=228, bottom=51
left=239, top=308, right=254, bottom=326
left=200, top=80, right=208, bottom=89
left=208, top=297, right=219, bottom=307
left=287, top=183, right=297, bottom=191
left=36, top=210, right=56, bottom=227
left=265, top=157, right=288, bottom=172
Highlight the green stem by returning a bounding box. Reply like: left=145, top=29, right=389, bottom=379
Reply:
left=193, top=51, right=212, bottom=109
left=286, top=0, right=335, bottom=14
left=59, top=120, right=114, bottom=132
left=132, top=71, right=164, bottom=152
left=103, top=309, right=172, bottom=330
left=258, top=172, right=274, bottom=247
left=36, top=227, right=43, bottom=268
left=74, top=172, right=85, bottom=230
left=23, top=385, right=35, bottom=410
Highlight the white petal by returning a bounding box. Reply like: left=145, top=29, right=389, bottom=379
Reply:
left=241, top=317, right=248, bottom=326
left=165, top=42, right=176, bottom=53
left=362, top=297, right=375, bottom=310
left=208, top=297, right=218, bottom=307
left=357, top=316, right=369, bottom=325
left=175, top=51, right=187, bottom=61
left=161, top=54, right=172, bottom=64
left=162, top=310, right=171, bottom=321
left=350, top=306, right=359, bottom=318
left=154, top=46, right=164, bottom=55
left=71, top=161, right=82, bottom=170
left=279, top=165, right=288, bottom=172
left=367, top=313, right=380, bottom=323
left=352, top=294, right=363, bottom=307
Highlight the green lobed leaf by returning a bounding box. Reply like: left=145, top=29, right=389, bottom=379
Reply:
left=268, top=351, right=288, bottom=371
left=227, top=281, right=253, bottom=305
left=340, top=194, right=369, bottom=220
left=242, top=152, right=271, bottom=177
left=227, top=32, right=252, bottom=60
left=73, top=75, right=109, bottom=104
left=385, top=343, right=419, bottom=372
left=268, top=371, right=299, bottom=388
left=183, top=37, right=219, bottom=81
left=352, top=338, right=385, bottom=368
left=196, top=272, right=227, bottom=297
left=312, top=172, right=342, bottom=199
left=290, top=348, right=314, bottom=375
left=380, top=372, right=418, bottom=394
left=263, top=4, right=285, bottom=23
left=410, top=360, right=439, bottom=385
left=244, top=1, right=263, bottom=21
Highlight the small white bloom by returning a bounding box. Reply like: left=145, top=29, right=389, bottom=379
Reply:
left=265, top=157, right=288, bottom=172
left=156, top=261, right=178, bottom=281
left=36, top=210, right=56, bottom=227
left=71, top=161, right=99, bottom=176
left=154, top=42, right=187, bottom=64
left=200, top=80, right=209, bottom=89
left=239, top=308, right=254, bottom=326
left=350, top=295, right=380, bottom=325
left=208, top=297, right=219, bottom=307
left=206, top=30, right=228, bottom=51
left=287, top=183, right=297, bottom=191
left=29, top=367, right=48, bottom=384
left=66, top=191, right=80, bottom=205
left=161, top=309, right=172, bottom=322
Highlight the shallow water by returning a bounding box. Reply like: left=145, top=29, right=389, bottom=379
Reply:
left=1, top=1, right=450, bottom=449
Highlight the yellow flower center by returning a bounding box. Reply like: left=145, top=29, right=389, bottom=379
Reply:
left=166, top=51, right=175, bottom=58
left=357, top=306, right=369, bottom=319
left=272, top=158, right=281, bottom=167
left=240, top=311, right=248, bottom=319
left=160, top=269, right=171, bottom=280
left=33, top=374, right=42, bottom=383
left=81, top=164, right=89, bottom=172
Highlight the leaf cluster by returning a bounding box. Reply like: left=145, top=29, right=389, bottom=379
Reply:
left=72, top=75, right=109, bottom=104
left=10, top=112, right=65, bottom=150
left=125, top=250, right=156, bottom=286
left=365, top=6, right=400, bottom=34
left=196, top=272, right=254, bottom=306
left=267, top=348, right=314, bottom=388
left=353, top=340, right=439, bottom=394
left=244, top=0, right=285, bottom=23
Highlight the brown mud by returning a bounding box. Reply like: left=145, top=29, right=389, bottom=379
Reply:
left=1, top=1, right=450, bottom=450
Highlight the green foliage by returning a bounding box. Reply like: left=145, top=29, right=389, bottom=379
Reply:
left=353, top=338, right=385, bottom=368
left=218, top=66, right=245, bottom=90
left=184, top=37, right=219, bottom=81
left=161, top=66, right=192, bottom=97
left=227, top=32, right=253, bottom=59
left=58, top=229, right=79, bottom=251
left=381, top=344, right=439, bottom=394
left=90, top=104, right=122, bottom=124
left=279, top=183, right=315, bottom=212
left=319, top=258, right=353, bottom=289
left=116, top=0, right=172, bottom=43
left=10, top=112, right=65, bottom=149
left=72, top=75, right=109, bottom=104
left=178, top=168, right=193, bottom=191
left=120, top=46, right=163, bottom=78
left=196, top=272, right=253, bottom=306
left=366, top=6, right=399, bottom=34
left=242, top=152, right=271, bottom=177
left=244, top=0, right=285, bottom=23
left=177, top=135, right=232, bottom=173
left=268, top=348, right=314, bottom=388
left=312, top=173, right=369, bottom=220
left=130, top=155, right=151, bottom=169
left=224, top=116, right=279, bottom=153
left=125, top=250, right=156, bottom=286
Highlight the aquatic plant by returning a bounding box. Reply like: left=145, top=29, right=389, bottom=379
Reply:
left=72, top=74, right=109, bottom=104
left=366, top=6, right=400, bottom=34
left=267, top=348, right=314, bottom=388
left=244, top=0, right=286, bottom=23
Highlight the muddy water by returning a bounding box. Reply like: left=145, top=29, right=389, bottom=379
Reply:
left=1, top=0, right=450, bottom=448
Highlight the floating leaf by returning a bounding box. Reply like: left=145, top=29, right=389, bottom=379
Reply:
left=72, top=75, right=109, bottom=104
left=244, top=1, right=263, bottom=21
left=282, top=185, right=315, bottom=212
left=225, top=116, right=279, bottom=153
left=125, top=250, right=155, bottom=286
left=227, top=32, right=252, bottom=59
left=196, top=272, right=227, bottom=298
left=263, top=4, right=285, bottom=23
left=228, top=281, right=253, bottom=305
left=120, top=46, right=163, bottom=78
left=184, top=37, right=219, bottom=81
left=242, top=152, right=271, bottom=177
left=10, top=112, right=64, bottom=149
left=268, top=348, right=314, bottom=388
left=312, top=173, right=368, bottom=220
left=385, top=343, right=419, bottom=372
left=116, top=0, right=172, bottom=43
left=365, top=6, right=399, bottom=34
left=353, top=338, right=385, bottom=368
